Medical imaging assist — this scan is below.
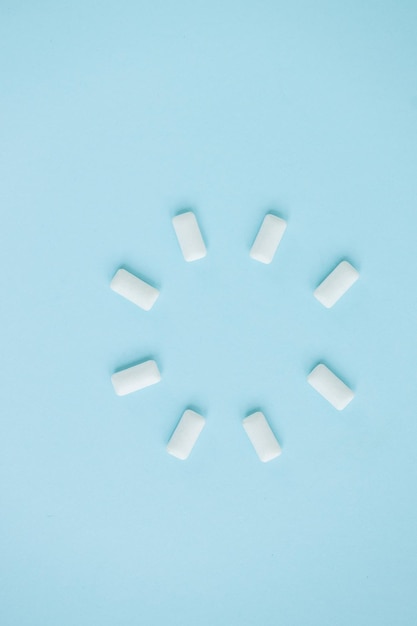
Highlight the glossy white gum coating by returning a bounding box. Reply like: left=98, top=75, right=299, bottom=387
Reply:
left=307, top=364, right=354, bottom=410
left=111, top=360, right=161, bottom=396
left=242, top=411, right=282, bottom=462
left=172, top=212, right=207, bottom=262
left=110, top=268, right=159, bottom=311
left=167, top=409, right=206, bottom=460
left=314, top=261, right=359, bottom=308
left=249, top=214, right=287, bottom=264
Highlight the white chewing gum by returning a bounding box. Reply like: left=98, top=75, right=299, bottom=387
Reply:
left=172, top=212, right=207, bottom=262
left=110, top=268, right=159, bottom=311
left=243, top=411, right=282, bottom=462
left=111, top=360, right=161, bottom=396
left=307, top=364, right=354, bottom=410
left=167, top=409, right=206, bottom=460
left=250, top=214, right=287, bottom=264
left=314, top=261, right=359, bottom=308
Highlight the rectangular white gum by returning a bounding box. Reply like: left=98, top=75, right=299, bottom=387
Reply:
left=167, top=409, right=206, bottom=460
left=243, top=411, right=282, bottom=462
left=250, top=214, right=287, bottom=264
left=308, top=364, right=354, bottom=410
left=110, top=268, right=159, bottom=311
left=172, top=212, right=207, bottom=262
left=111, top=360, right=161, bottom=396
left=314, top=261, right=359, bottom=308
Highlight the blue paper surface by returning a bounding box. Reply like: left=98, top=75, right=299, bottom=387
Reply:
left=1, top=2, right=417, bottom=625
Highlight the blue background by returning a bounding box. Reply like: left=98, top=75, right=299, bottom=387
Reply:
left=1, top=2, right=417, bottom=625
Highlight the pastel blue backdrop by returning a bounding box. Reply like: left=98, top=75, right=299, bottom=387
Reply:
left=1, top=2, right=416, bottom=625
